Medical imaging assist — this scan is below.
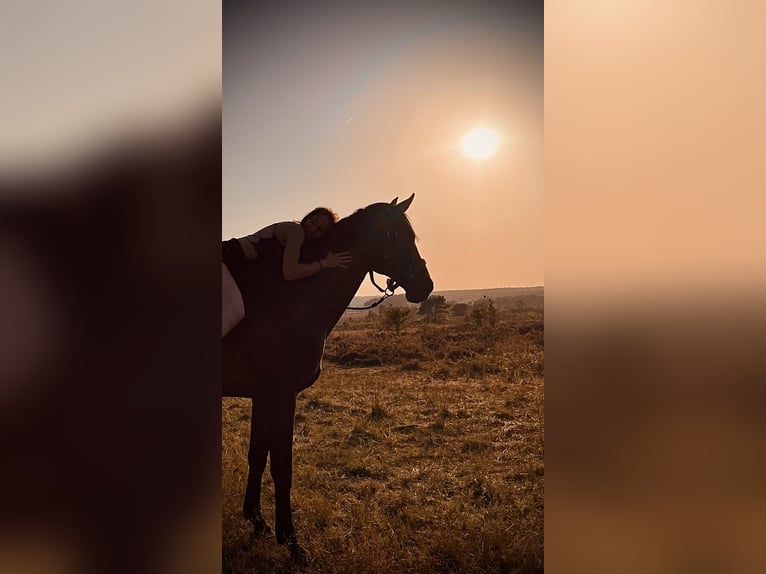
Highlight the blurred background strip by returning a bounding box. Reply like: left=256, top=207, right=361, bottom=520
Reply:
left=0, top=2, right=221, bottom=573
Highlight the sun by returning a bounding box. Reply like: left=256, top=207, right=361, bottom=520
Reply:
left=460, top=126, right=500, bottom=160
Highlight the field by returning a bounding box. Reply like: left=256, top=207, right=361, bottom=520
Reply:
left=222, top=298, right=544, bottom=573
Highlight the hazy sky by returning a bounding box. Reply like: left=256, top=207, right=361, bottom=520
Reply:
left=224, top=0, right=542, bottom=296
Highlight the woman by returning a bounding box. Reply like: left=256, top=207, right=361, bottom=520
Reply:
left=222, top=207, right=352, bottom=336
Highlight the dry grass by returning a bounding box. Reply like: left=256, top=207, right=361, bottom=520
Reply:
left=223, top=308, right=544, bottom=573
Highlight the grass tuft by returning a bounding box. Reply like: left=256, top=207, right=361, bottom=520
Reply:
left=369, top=398, right=388, bottom=421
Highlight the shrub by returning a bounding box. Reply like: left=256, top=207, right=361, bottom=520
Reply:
left=451, top=303, right=469, bottom=317
left=418, top=295, right=451, bottom=322
left=380, top=306, right=411, bottom=334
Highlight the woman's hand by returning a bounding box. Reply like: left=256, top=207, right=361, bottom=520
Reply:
left=321, top=251, right=352, bottom=269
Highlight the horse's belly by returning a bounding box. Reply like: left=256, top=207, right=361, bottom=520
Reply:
left=222, top=333, right=325, bottom=398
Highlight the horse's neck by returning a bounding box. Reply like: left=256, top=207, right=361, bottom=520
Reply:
left=315, top=218, right=376, bottom=326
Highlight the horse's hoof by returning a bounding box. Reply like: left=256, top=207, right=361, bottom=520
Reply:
left=275, top=530, right=293, bottom=546
left=276, top=532, right=310, bottom=566
left=287, top=541, right=310, bottom=567
left=250, top=522, right=274, bottom=540
left=245, top=511, right=274, bottom=539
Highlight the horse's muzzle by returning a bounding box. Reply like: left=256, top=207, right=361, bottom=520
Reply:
left=403, top=265, right=434, bottom=303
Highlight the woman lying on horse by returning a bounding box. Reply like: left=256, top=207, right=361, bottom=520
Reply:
left=222, top=207, right=352, bottom=336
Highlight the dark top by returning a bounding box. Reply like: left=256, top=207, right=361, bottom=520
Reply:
left=221, top=238, right=247, bottom=270
left=222, top=223, right=286, bottom=273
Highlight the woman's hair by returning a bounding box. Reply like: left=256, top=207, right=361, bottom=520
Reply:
left=301, top=207, right=338, bottom=226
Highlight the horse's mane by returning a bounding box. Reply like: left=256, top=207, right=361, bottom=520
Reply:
left=303, top=202, right=414, bottom=261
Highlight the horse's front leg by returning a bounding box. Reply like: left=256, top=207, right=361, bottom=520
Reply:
left=270, top=391, right=309, bottom=565
left=243, top=400, right=273, bottom=539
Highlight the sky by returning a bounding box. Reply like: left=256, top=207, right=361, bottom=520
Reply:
left=224, top=0, right=543, bottom=296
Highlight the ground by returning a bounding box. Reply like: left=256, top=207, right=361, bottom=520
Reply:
left=223, top=301, right=544, bottom=574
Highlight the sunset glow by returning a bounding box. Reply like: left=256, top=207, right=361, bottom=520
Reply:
left=225, top=2, right=543, bottom=295
left=460, top=127, right=500, bottom=159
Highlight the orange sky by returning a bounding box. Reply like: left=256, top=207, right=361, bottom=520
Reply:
left=223, top=1, right=543, bottom=296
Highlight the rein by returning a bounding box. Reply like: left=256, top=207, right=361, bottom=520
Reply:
left=345, top=271, right=399, bottom=310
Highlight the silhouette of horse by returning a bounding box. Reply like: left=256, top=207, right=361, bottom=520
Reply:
left=222, top=194, right=433, bottom=562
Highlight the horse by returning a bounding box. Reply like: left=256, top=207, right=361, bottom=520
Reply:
left=222, top=193, right=433, bottom=562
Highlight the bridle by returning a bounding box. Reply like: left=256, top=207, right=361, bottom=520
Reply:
left=345, top=223, right=427, bottom=311
left=345, top=271, right=398, bottom=310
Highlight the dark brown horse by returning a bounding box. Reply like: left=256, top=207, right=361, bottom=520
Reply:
left=222, top=194, right=433, bottom=562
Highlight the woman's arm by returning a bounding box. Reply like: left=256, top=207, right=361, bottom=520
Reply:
left=277, top=222, right=351, bottom=280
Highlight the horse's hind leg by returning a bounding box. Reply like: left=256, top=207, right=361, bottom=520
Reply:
left=270, top=428, right=296, bottom=547
left=243, top=400, right=273, bottom=539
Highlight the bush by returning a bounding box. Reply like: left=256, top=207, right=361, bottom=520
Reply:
left=418, top=295, right=451, bottom=322
left=451, top=303, right=469, bottom=317
left=380, top=306, right=410, bottom=334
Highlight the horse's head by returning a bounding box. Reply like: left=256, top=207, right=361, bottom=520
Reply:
left=365, top=194, right=434, bottom=303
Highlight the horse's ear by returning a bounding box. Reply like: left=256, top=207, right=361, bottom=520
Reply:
left=391, top=197, right=399, bottom=205
left=397, top=193, right=415, bottom=212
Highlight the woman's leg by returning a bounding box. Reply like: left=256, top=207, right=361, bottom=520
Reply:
left=222, top=263, right=245, bottom=337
